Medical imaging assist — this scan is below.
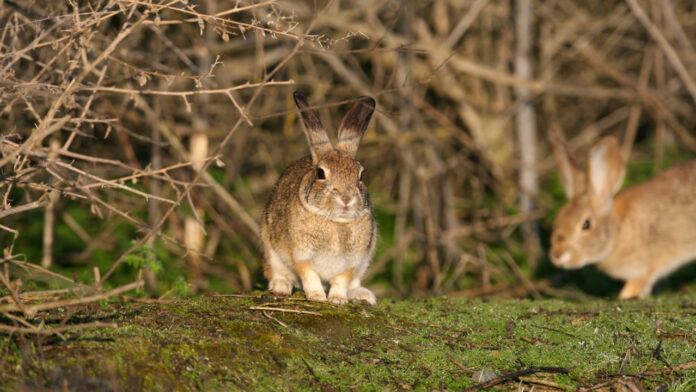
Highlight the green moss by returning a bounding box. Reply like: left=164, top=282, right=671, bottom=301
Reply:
left=2, top=294, right=696, bottom=390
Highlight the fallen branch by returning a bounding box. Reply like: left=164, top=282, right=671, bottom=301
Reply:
left=0, top=280, right=144, bottom=317
left=0, top=287, right=86, bottom=304
left=0, top=321, right=117, bottom=335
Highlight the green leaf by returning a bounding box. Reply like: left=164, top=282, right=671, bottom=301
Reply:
left=173, top=276, right=190, bottom=298
left=124, top=244, right=161, bottom=275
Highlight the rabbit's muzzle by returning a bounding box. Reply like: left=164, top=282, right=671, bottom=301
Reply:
left=549, top=234, right=584, bottom=269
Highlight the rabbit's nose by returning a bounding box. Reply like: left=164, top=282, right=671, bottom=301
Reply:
left=550, top=247, right=564, bottom=262
left=551, top=248, right=573, bottom=265
left=553, top=233, right=565, bottom=243
left=340, top=194, right=353, bottom=206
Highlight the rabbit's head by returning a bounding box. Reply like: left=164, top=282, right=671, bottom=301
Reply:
left=549, top=136, right=625, bottom=269
left=293, top=91, right=375, bottom=223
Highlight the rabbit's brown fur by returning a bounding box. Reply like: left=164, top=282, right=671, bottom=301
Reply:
left=261, top=92, right=377, bottom=305
left=550, top=135, right=696, bottom=299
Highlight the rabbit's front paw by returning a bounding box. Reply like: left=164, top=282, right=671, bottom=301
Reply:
left=348, top=287, right=376, bottom=306
left=305, top=290, right=327, bottom=302
left=269, top=278, right=292, bottom=297
left=328, top=293, right=348, bottom=305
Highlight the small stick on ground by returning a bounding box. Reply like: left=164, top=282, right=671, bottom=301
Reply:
left=462, top=367, right=571, bottom=392
left=302, top=358, right=320, bottom=381
left=213, top=293, right=263, bottom=298
left=385, top=324, right=415, bottom=335
left=518, top=376, right=567, bottom=390
left=447, top=353, right=469, bottom=372
left=263, top=310, right=288, bottom=328
left=249, top=306, right=322, bottom=316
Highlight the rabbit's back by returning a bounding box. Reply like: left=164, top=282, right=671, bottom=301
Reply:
left=261, top=155, right=310, bottom=257
left=599, top=159, right=696, bottom=280
left=262, top=156, right=312, bottom=223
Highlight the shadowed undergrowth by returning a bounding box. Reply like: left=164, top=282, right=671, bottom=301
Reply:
left=2, top=294, right=696, bottom=391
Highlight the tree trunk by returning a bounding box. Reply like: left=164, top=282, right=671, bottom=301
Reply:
left=514, top=0, right=540, bottom=266
left=41, top=137, right=61, bottom=268
left=184, top=0, right=216, bottom=292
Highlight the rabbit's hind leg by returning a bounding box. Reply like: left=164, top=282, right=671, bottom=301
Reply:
left=618, top=276, right=653, bottom=299
left=265, top=246, right=294, bottom=297
left=346, top=271, right=376, bottom=306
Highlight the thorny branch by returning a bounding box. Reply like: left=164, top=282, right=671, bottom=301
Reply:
left=0, top=0, right=309, bottom=336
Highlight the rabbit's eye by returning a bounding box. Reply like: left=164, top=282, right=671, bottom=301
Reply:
left=317, top=168, right=326, bottom=180
left=582, top=219, right=591, bottom=230
left=359, top=170, right=364, bottom=182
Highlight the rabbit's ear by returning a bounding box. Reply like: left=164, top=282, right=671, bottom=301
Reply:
left=336, top=97, right=375, bottom=158
left=550, top=135, right=585, bottom=198
left=587, top=136, right=625, bottom=213
left=293, top=91, right=333, bottom=162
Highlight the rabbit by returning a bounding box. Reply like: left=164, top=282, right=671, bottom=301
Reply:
left=260, top=91, right=378, bottom=305
left=549, top=135, right=696, bottom=299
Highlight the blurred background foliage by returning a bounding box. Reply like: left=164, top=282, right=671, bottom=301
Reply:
left=2, top=0, right=696, bottom=302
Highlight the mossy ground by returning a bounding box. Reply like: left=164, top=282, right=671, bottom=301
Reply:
left=1, top=293, right=695, bottom=391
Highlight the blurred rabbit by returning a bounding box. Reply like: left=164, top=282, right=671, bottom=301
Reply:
left=261, top=91, right=377, bottom=305
left=549, top=135, right=696, bottom=299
